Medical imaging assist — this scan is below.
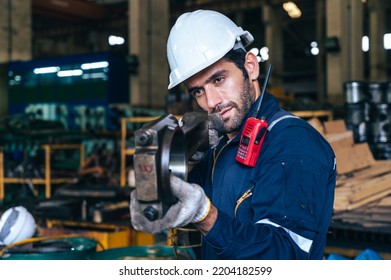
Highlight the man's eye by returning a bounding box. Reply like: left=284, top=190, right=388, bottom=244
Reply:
left=214, top=76, right=224, bottom=84
left=190, top=89, right=203, bottom=97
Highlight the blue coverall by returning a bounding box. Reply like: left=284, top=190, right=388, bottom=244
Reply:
left=188, top=93, right=337, bottom=259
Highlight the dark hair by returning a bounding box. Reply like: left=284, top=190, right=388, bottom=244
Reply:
left=222, top=48, right=249, bottom=80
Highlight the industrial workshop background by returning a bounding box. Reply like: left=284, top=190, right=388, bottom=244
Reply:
left=0, top=0, right=390, bottom=260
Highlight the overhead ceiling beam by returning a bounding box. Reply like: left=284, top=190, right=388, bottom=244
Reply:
left=171, top=0, right=266, bottom=19
left=32, top=0, right=111, bottom=21
left=33, top=17, right=128, bottom=37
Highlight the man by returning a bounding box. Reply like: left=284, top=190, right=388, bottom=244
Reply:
left=130, top=9, right=336, bottom=260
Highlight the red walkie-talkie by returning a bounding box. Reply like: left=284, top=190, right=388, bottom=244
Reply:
left=235, top=64, right=272, bottom=167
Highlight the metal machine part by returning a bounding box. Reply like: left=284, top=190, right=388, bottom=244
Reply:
left=133, top=112, right=208, bottom=221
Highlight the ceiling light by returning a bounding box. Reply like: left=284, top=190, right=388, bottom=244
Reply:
left=384, top=33, right=391, bottom=50
left=283, top=1, right=302, bottom=19
left=108, top=35, right=125, bottom=46
left=362, top=36, right=369, bottom=52
left=33, top=66, right=59, bottom=74
left=260, top=47, right=269, bottom=61
left=81, top=61, right=109, bottom=70
left=57, top=69, right=83, bottom=77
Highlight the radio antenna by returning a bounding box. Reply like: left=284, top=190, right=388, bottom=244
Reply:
left=253, top=64, right=273, bottom=119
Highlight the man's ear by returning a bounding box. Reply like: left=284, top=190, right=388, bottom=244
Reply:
left=244, top=52, right=260, bottom=81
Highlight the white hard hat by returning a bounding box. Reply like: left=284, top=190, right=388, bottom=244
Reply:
left=0, top=206, right=36, bottom=246
left=167, top=10, right=254, bottom=89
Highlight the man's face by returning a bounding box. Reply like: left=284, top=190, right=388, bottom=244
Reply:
left=185, top=59, right=255, bottom=136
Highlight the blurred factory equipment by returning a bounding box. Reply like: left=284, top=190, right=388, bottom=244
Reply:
left=88, top=245, right=194, bottom=260
left=7, top=51, right=130, bottom=132
left=0, top=236, right=98, bottom=260
left=343, top=81, right=368, bottom=143
left=343, top=80, right=391, bottom=160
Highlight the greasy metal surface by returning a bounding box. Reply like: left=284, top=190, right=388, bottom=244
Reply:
left=134, top=114, right=186, bottom=220
left=133, top=112, right=208, bottom=221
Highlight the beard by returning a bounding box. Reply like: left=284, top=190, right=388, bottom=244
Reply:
left=213, top=77, right=255, bottom=134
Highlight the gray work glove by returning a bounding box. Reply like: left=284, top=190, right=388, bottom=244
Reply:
left=208, top=113, right=224, bottom=148
left=187, top=113, right=224, bottom=162
left=130, top=175, right=211, bottom=234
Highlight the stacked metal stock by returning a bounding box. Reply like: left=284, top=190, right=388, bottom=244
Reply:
left=344, top=81, right=391, bottom=160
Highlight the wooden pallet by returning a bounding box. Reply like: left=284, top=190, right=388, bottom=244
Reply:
left=334, top=161, right=391, bottom=211
left=308, top=119, right=391, bottom=212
